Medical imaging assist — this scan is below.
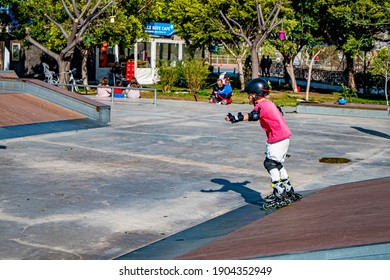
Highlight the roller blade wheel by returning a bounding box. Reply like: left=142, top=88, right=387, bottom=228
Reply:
left=287, top=192, right=303, bottom=202
left=262, top=197, right=291, bottom=211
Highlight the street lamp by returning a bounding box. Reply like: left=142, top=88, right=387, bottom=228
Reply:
left=109, top=3, right=115, bottom=23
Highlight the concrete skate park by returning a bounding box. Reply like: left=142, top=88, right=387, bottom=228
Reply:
left=1, top=72, right=389, bottom=260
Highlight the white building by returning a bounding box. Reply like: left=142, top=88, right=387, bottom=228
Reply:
left=95, top=22, right=186, bottom=85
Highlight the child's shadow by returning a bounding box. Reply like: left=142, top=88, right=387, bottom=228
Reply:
left=201, top=178, right=265, bottom=207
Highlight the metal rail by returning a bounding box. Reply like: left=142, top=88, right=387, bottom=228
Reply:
left=51, top=83, right=158, bottom=106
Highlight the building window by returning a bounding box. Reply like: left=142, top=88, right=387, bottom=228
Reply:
left=11, top=43, right=20, bottom=61
left=157, top=43, right=179, bottom=66
left=137, top=42, right=151, bottom=68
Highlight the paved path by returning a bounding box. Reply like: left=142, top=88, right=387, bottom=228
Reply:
left=0, top=96, right=389, bottom=259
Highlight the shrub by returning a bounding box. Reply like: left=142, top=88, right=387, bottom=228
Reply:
left=340, top=84, right=358, bottom=101
left=177, top=59, right=210, bottom=93
left=158, top=66, right=179, bottom=93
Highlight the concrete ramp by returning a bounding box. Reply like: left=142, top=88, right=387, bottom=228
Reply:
left=0, top=93, right=86, bottom=127
left=0, top=72, right=110, bottom=139
left=0, top=92, right=106, bottom=140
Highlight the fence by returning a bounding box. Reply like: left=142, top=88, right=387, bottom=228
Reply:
left=50, top=83, right=158, bottom=105
left=210, top=55, right=237, bottom=65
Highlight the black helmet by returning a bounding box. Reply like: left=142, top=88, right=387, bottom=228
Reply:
left=244, top=78, right=270, bottom=97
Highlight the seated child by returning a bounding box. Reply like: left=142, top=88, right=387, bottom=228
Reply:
left=113, top=80, right=125, bottom=98
left=210, top=78, right=224, bottom=103
left=126, top=77, right=141, bottom=99
left=215, top=77, right=233, bottom=104
left=96, top=77, right=111, bottom=97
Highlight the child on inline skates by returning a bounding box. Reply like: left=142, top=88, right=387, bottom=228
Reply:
left=224, top=78, right=301, bottom=209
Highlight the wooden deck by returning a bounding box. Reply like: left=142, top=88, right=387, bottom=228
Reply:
left=0, top=93, right=86, bottom=127
left=177, top=177, right=390, bottom=260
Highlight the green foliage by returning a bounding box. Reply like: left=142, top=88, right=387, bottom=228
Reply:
left=0, top=1, right=15, bottom=38
left=158, top=64, right=180, bottom=94
left=177, top=58, right=210, bottom=93
left=168, top=0, right=225, bottom=49
left=320, top=0, right=388, bottom=55
left=340, top=84, right=358, bottom=101
left=88, top=11, right=144, bottom=48
left=370, top=48, right=390, bottom=77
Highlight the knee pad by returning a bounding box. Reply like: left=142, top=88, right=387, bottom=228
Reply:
left=263, top=157, right=283, bottom=172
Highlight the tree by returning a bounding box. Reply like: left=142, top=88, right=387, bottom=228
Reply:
left=269, top=0, right=324, bottom=93
left=219, top=0, right=287, bottom=79
left=15, top=0, right=114, bottom=83
left=168, top=0, right=291, bottom=89
left=168, top=0, right=248, bottom=88
left=78, top=0, right=155, bottom=85
left=0, top=1, right=13, bottom=37
left=370, top=48, right=390, bottom=110
left=318, top=0, right=390, bottom=91
left=304, top=46, right=325, bottom=101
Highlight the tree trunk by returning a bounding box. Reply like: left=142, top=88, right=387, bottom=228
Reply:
left=345, top=54, right=356, bottom=91
left=305, top=49, right=324, bottom=101
left=305, top=58, right=315, bottom=101
left=57, top=59, right=72, bottom=85
left=81, top=48, right=89, bottom=85
left=251, top=46, right=260, bottom=79
left=285, top=57, right=298, bottom=92
left=236, top=56, right=245, bottom=90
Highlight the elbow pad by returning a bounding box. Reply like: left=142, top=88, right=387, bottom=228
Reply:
left=248, top=108, right=260, bottom=121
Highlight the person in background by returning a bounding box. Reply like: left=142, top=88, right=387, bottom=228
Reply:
left=210, top=78, right=225, bottom=103
left=96, top=77, right=111, bottom=97
left=113, top=79, right=124, bottom=96
left=126, top=77, right=142, bottom=99
left=111, top=62, right=122, bottom=76
left=260, top=55, right=267, bottom=77
left=265, top=55, right=272, bottom=77
left=110, top=61, right=122, bottom=84
left=219, top=72, right=227, bottom=84
left=215, top=76, right=233, bottom=105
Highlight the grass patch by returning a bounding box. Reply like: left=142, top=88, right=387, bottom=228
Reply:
left=86, top=83, right=387, bottom=107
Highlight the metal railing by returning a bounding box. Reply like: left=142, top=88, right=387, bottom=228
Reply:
left=210, top=55, right=237, bottom=65
left=49, top=83, right=158, bottom=106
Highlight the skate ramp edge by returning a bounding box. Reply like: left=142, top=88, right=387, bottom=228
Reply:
left=0, top=76, right=110, bottom=124
left=176, top=177, right=390, bottom=260
left=297, top=102, right=389, bottom=119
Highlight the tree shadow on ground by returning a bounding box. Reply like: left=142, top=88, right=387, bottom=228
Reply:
left=201, top=178, right=265, bottom=207
left=352, top=126, right=390, bottom=140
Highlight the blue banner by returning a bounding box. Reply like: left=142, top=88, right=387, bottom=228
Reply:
left=145, top=22, right=174, bottom=37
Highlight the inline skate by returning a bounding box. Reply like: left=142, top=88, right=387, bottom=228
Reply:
left=262, top=180, right=301, bottom=211
left=282, top=179, right=303, bottom=202
left=262, top=182, right=291, bottom=211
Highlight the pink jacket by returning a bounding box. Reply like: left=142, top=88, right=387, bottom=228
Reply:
left=253, top=99, right=292, bottom=143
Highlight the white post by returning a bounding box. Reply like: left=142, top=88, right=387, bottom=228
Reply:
left=114, top=45, right=119, bottom=62
left=151, top=39, right=157, bottom=83
left=178, top=42, right=183, bottom=61
left=4, top=45, right=10, bottom=70
left=386, top=62, right=389, bottom=114
left=134, top=42, right=138, bottom=81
